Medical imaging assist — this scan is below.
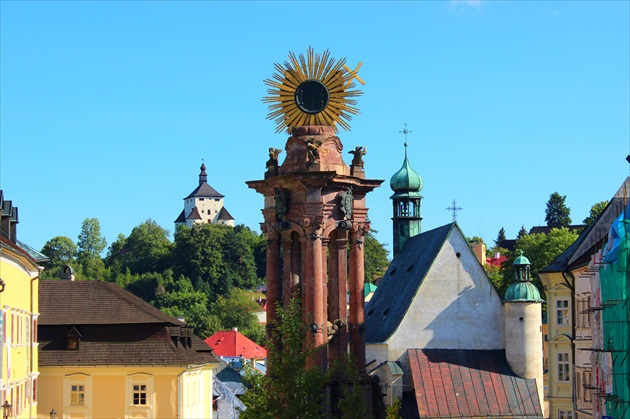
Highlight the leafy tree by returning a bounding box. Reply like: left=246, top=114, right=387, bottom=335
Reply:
left=76, top=218, right=107, bottom=279
left=40, top=236, right=78, bottom=279
left=222, top=226, right=260, bottom=289
left=234, top=224, right=267, bottom=280
left=495, top=227, right=506, bottom=246
left=209, top=288, right=265, bottom=344
left=173, top=224, right=231, bottom=301
left=498, top=228, right=579, bottom=297
left=124, top=219, right=172, bottom=274
left=545, top=192, right=572, bottom=228
left=363, top=230, right=389, bottom=283
left=583, top=200, right=609, bottom=225
left=153, top=274, right=214, bottom=337
left=240, top=299, right=329, bottom=419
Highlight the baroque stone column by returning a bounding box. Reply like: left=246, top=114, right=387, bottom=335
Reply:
left=349, top=224, right=368, bottom=373
left=328, top=230, right=348, bottom=368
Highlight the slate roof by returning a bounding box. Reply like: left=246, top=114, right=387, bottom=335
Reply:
left=187, top=206, right=202, bottom=220
left=217, top=207, right=234, bottom=221
left=205, top=330, right=267, bottom=359
left=174, top=209, right=186, bottom=223
left=39, top=280, right=183, bottom=325
left=184, top=182, right=224, bottom=199
left=38, top=280, right=218, bottom=367
left=365, top=223, right=454, bottom=343
left=408, top=349, right=542, bottom=418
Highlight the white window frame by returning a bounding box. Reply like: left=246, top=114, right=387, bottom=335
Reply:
left=126, top=373, right=154, bottom=418
left=556, top=299, right=570, bottom=326
left=557, top=352, right=570, bottom=382
left=63, top=373, right=92, bottom=418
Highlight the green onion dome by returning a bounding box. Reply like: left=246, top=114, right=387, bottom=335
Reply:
left=390, top=143, right=423, bottom=194
left=503, top=281, right=544, bottom=302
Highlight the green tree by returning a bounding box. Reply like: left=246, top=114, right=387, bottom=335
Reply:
left=499, top=228, right=579, bottom=297
left=40, top=236, right=78, bottom=280
left=495, top=227, right=506, bottom=246
left=124, top=219, right=172, bottom=274
left=154, top=274, right=214, bottom=337
left=76, top=218, right=107, bottom=280
left=240, top=299, right=329, bottom=419
left=209, top=288, right=265, bottom=344
left=363, top=229, right=390, bottom=283
left=517, top=225, right=528, bottom=239
left=583, top=200, right=609, bottom=225
left=545, top=192, right=572, bottom=228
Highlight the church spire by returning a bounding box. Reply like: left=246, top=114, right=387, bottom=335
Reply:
left=390, top=125, right=423, bottom=257
left=199, top=160, right=207, bottom=185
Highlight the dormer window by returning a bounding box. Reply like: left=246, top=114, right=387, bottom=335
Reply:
left=65, top=326, right=82, bottom=350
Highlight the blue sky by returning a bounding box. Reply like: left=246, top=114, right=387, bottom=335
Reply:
left=1, top=1, right=629, bottom=257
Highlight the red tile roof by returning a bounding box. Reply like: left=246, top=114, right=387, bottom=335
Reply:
left=204, top=330, right=266, bottom=359
left=408, top=349, right=542, bottom=418
left=486, top=254, right=508, bottom=267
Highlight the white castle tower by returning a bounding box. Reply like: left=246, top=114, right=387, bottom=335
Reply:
left=503, top=251, right=545, bottom=412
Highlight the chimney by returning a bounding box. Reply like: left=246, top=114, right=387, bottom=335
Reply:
left=232, top=327, right=238, bottom=332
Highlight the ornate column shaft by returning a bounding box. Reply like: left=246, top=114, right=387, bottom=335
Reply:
left=282, top=238, right=293, bottom=307
left=265, top=229, right=282, bottom=337
left=349, top=227, right=366, bottom=373
left=328, top=231, right=348, bottom=368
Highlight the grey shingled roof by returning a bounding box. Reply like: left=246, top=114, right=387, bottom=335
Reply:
left=38, top=280, right=219, bottom=367
left=365, top=223, right=455, bottom=343
left=217, top=207, right=234, bottom=221
left=39, top=280, right=184, bottom=326
left=184, top=182, right=224, bottom=199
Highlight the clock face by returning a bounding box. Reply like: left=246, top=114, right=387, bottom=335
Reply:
left=263, top=47, right=364, bottom=133
left=295, top=80, right=329, bottom=114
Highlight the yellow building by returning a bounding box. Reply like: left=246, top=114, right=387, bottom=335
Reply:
left=37, top=280, right=219, bottom=419
left=0, top=192, right=43, bottom=419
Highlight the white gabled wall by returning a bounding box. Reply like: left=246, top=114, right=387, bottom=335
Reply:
left=386, top=227, right=504, bottom=378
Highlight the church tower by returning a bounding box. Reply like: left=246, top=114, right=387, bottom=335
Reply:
left=503, top=251, right=545, bottom=410
left=390, top=137, right=423, bottom=257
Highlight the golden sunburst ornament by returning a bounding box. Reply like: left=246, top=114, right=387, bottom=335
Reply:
left=263, top=47, right=365, bottom=133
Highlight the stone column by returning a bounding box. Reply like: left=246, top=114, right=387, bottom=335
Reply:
left=282, top=238, right=293, bottom=307
left=328, top=231, right=348, bottom=368
left=349, top=228, right=366, bottom=373
left=265, top=229, right=282, bottom=339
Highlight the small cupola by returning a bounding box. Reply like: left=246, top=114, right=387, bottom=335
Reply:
left=389, top=142, right=423, bottom=197
left=199, top=160, right=207, bottom=185
left=503, top=251, right=544, bottom=302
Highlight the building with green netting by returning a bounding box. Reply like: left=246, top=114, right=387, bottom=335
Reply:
left=599, top=202, right=630, bottom=418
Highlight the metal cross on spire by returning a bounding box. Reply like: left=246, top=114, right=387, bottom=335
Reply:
left=446, top=199, right=463, bottom=222
left=399, top=123, right=412, bottom=146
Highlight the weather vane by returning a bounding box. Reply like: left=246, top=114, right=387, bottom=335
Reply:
left=263, top=47, right=364, bottom=133
left=447, top=199, right=463, bottom=222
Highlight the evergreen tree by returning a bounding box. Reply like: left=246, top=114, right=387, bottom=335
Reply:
left=363, top=229, right=390, bottom=283
left=495, top=227, right=506, bottom=246
left=545, top=192, right=572, bottom=228
left=517, top=225, right=528, bottom=239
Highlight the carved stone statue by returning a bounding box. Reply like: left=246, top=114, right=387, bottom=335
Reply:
left=339, top=187, right=353, bottom=220
left=348, top=146, right=366, bottom=168
left=265, top=148, right=283, bottom=178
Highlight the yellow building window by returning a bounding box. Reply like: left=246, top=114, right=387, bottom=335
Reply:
left=133, top=384, right=147, bottom=405
left=70, top=385, right=85, bottom=406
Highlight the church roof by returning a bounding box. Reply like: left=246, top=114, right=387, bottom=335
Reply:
left=365, top=223, right=455, bottom=343
left=408, top=349, right=542, bottom=418
left=185, top=182, right=224, bottom=199
left=217, top=207, right=234, bottom=221
left=204, top=330, right=267, bottom=360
